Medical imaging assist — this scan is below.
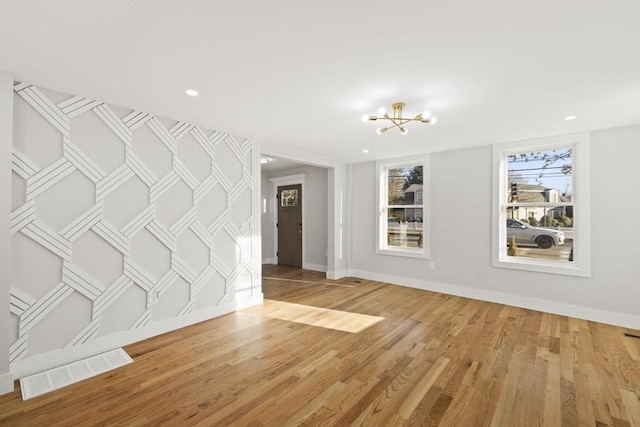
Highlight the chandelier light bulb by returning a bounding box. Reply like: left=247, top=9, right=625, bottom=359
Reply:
left=362, top=102, right=437, bottom=134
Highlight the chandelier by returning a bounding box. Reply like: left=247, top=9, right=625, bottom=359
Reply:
left=362, top=102, right=437, bottom=135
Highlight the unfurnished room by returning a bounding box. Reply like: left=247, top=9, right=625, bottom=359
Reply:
left=0, top=1, right=639, bottom=426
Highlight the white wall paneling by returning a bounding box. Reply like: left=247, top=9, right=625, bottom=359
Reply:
left=6, top=82, right=262, bottom=379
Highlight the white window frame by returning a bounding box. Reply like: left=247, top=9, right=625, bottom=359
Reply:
left=492, top=132, right=591, bottom=277
left=376, top=155, right=430, bottom=259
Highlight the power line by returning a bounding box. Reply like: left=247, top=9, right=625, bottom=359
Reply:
left=509, top=166, right=570, bottom=172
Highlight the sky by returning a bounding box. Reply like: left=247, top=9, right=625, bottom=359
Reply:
left=508, top=148, right=573, bottom=195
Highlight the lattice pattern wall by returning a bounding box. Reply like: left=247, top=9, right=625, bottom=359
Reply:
left=9, top=83, right=257, bottom=364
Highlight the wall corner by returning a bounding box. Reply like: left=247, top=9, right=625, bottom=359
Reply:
left=0, top=69, right=14, bottom=395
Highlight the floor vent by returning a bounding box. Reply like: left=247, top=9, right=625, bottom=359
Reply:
left=20, top=348, right=133, bottom=401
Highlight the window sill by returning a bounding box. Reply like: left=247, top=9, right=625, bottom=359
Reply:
left=493, top=254, right=590, bottom=277
left=376, top=246, right=429, bottom=259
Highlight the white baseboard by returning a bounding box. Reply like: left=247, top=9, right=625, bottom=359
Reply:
left=263, top=260, right=327, bottom=273
left=10, top=294, right=263, bottom=380
left=302, top=262, right=327, bottom=273
left=326, top=269, right=348, bottom=280
left=349, top=269, right=640, bottom=330
left=0, top=372, right=14, bottom=396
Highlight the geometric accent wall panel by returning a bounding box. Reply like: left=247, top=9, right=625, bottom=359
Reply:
left=10, top=82, right=258, bottom=364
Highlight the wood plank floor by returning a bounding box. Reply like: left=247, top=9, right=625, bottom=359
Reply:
left=1, top=264, right=639, bottom=426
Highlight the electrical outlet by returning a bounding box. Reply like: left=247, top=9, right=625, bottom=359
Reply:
left=429, top=261, right=435, bottom=270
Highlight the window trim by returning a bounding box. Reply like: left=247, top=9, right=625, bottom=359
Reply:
left=492, top=132, right=591, bottom=277
left=375, top=155, right=430, bottom=259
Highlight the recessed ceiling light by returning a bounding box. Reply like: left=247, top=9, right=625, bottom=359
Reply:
left=185, top=89, right=198, bottom=97
left=564, top=115, right=576, bottom=121
left=362, top=149, right=370, bottom=153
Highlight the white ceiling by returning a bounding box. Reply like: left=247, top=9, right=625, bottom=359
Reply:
left=1, top=1, right=638, bottom=165
left=260, top=157, right=303, bottom=173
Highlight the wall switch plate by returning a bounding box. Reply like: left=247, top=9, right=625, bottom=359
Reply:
left=429, top=262, right=435, bottom=270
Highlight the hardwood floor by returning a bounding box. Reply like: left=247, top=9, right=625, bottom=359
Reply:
left=1, top=264, right=639, bottom=426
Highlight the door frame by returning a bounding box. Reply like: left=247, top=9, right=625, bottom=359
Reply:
left=268, top=174, right=306, bottom=268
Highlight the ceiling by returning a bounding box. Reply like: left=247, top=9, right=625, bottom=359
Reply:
left=1, top=1, right=638, bottom=165
left=260, top=157, right=303, bottom=173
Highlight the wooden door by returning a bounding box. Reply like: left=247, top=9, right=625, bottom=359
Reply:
left=277, top=184, right=302, bottom=267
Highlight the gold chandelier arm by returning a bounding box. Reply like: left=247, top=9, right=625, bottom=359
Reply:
left=389, top=118, right=413, bottom=127
left=383, top=118, right=411, bottom=133
left=366, top=102, right=436, bottom=133
left=377, top=117, right=422, bottom=124
left=394, top=120, right=406, bottom=130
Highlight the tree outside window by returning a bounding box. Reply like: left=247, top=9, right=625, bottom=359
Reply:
left=376, top=157, right=430, bottom=259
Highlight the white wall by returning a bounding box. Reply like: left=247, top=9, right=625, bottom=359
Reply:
left=327, top=164, right=349, bottom=279
left=0, top=71, right=14, bottom=394
left=349, top=125, right=640, bottom=328
left=261, top=171, right=274, bottom=264
left=263, top=165, right=328, bottom=272
left=2, top=80, right=262, bottom=383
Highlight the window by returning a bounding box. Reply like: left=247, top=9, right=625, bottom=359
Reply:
left=376, top=155, right=430, bottom=258
left=492, top=132, right=591, bottom=276
left=280, top=189, right=298, bottom=207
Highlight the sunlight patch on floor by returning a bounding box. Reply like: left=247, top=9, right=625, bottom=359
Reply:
left=244, top=299, right=385, bottom=333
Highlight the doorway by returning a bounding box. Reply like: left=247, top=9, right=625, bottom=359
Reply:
left=277, top=184, right=302, bottom=267
left=262, top=164, right=329, bottom=273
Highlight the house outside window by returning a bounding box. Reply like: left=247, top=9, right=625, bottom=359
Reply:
left=492, top=132, right=591, bottom=277
left=376, top=155, right=430, bottom=259
left=415, top=188, right=423, bottom=205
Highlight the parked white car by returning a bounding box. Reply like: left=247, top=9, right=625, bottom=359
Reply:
left=506, top=219, right=565, bottom=249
